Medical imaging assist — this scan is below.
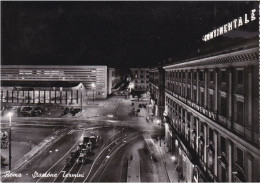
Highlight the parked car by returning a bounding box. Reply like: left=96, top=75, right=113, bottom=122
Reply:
left=18, top=106, right=33, bottom=117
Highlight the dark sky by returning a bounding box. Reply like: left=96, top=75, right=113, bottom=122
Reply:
left=1, top=1, right=258, bottom=69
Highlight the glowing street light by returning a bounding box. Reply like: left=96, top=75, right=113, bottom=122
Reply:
left=171, top=156, right=176, bottom=161
left=91, top=83, right=96, bottom=103
left=7, top=112, right=13, bottom=170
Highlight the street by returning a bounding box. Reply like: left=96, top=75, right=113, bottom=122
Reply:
left=1, top=95, right=167, bottom=182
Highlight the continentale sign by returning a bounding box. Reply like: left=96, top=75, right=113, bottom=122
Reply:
left=202, top=9, right=256, bottom=42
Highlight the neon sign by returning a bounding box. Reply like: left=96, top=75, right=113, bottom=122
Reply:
left=202, top=9, right=256, bottom=42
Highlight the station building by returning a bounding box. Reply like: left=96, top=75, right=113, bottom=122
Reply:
left=1, top=65, right=110, bottom=106
left=107, top=67, right=124, bottom=95
left=163, top=38, right=259, bottom=182
left=148, top=66, right=165, bottom=119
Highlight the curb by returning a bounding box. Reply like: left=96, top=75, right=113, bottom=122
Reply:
left=1, top=128, right=68, bottom=177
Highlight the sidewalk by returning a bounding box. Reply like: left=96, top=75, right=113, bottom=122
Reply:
left=1, top=128, right=68, bottom=176
left=145, top=137, right=180, bottom=183
left=153, top=139, right=180, bottom=183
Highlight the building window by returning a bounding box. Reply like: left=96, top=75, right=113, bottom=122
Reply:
left=187, top=113, right=190, bottom=122
left=210, top=94, right=214, bottom=111
left=188, top=72, right=191, bottom=79
left=140, top=75, right=144, bottom=78
left=236, top=101, right=244, bottom=125
left=237, top=70, right=243, bottom=85
left=200, top=91, right=204, bottom=106
left=200, top=123, right=204, bottom=133
left=135, top=70, right=138, bottom=73
left=187, top=88, right=191, bottom=99
left=221, top=136, right=226, bottom=154
left=209, top=128, right=213, bottom=142
left=141, top=70, right=143, bottom=73
left=220, top=96, right=227, bottom=117
left=141, top=80, right=144, bottom=83
left=236, top=147, right=244, bottom=168
left=221, top=167, right=227, bottom=182
left=210, top=71, right=214, bottom=82
left=193, top=89, right=197, bottom=102
left=221, top=70, right=226, bottom=83
left=193, top=72, right=197, bottom=80
left=199, top=71, right=204, bottom=81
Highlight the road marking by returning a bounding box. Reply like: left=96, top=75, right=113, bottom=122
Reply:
left=68, top=129, right=75, bottom=134
left=96, top=135, right=139, bottom=182
left=36, top=130, right=83, bottom=183
left=85, top=132, right=138, bottom=182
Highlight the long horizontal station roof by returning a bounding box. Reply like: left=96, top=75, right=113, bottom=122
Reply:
left=1, top=80, right=82, bottom=88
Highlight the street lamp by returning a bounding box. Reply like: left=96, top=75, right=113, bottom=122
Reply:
left=80, top=85, right=83, bottom=111
left=7, top=112, right=13, bottom=171
left=91, top=83, right=96, bottom=103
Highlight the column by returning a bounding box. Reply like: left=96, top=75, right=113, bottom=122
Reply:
left=184, top=110, right=187, bottom=139
left=12, top=90, right=14, bottom=103
left=60, top=91, right=62, bottom=103
left=71, top=90, right=73, bottom=104
left=55, top=90, right=56, bottom=103
left=77, top=90, right=79, bottom=104
left=196, top=118, right=199, bottom=153
left=227, top=140, right=233, bottom=182
left=44, top=91, right=46, bottom=104
left=66, top=91, right=68, bottom=104
left=203, top=124, right=208, bottom=169
left=247, top=66, right=253, bottom=133
left=185, top=71, right=188, bottom=98
left=33, top=90, right=34, bottom=104
left=17, top=90, right=19, bottom=103
left=191, top=70, right=193, bottom=101
left=196, top=70, right=199, bottom=104
left=6, top=90, right=9, bottom=103
left=204, top=69, right=208, bottom=108
left=213, top=130, right=218, bottom=177
left=214, top=69, right=218, bottom=115
left=28, top=90, right=30, bottom=104
left=247, top=154, right=253, bottom=182
left=228, top=67, right=233, bottom=129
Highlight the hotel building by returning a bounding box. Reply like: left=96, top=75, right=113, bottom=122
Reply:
left=1, top=65, right=108, bottom=105
left=163, top=40, right=259, bottom=182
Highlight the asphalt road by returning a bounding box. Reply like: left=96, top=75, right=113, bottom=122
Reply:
left=1, top=96, right=165, bottom=182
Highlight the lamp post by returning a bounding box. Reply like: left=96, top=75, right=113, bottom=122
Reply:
left=7, top=112, right=13, bottom=171
left=80, top=85, right=83, bottom=111
left=91, top=83, right=96, bottom=103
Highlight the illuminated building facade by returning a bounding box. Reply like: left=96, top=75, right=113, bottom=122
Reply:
left=107, top=68, right=123, bottom=95
left=1, top=65, right=108, bottom=106
left=149, top=66, right=165, bottom=119
left=130, top=68, right=149, bottom=91
left=163, top=42, right=259, bottom=182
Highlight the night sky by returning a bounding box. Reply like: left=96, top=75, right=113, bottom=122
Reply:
left=1, top=1, right=258, bottom=69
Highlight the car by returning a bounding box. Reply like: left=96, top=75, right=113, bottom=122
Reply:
left=76, top=153, right=86, bottom=164
left=18, top=106, right=33, bottom=117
